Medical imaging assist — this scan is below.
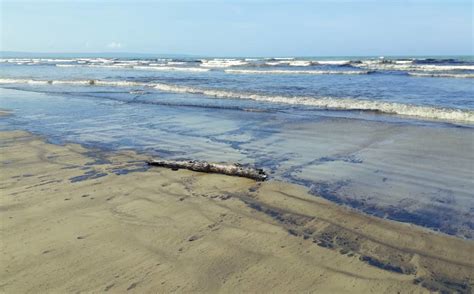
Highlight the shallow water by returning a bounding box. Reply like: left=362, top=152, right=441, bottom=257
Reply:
left=1, top=56, right=473, bottom=238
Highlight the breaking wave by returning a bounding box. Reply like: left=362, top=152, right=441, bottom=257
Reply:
left=407, top=72, right=474, bottom=79
left=353, top=62, right=474, bottom=72
left=314, top=60, right=352, bottom=66
left=265, top=60, right=312, bottom=66
left=5, top=57, right=474, bottom=75
left=225, top=69, right=371, bottom=75
left=132, top=66, right=210, bottom=72
left=200, top=59, right=248, bottom=68
left=1, top=78, right=473, bottom=123
left=56, top=64, right=210, bottom=72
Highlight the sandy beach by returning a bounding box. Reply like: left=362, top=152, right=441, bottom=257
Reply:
left=2, top=0, right=474, bottom=292
left=1, top=130, right=472, bottom=293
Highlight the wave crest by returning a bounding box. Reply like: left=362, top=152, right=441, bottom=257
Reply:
left=200, top=59, right=248, bottom=68
left=225, top=69, right=371, bottom=75
left=408, top=72, right=474, bottom=79
left=353, top=62, right=474, bottom=72
left=1, top=78, right=472, bottom=123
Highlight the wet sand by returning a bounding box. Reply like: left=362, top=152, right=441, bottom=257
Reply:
left=2, top=87, right=473, bottom=239
left=1, top=130, right=473, bottom=293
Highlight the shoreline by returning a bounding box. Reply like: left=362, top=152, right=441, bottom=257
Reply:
left=1, top=88, right=473, bottom=240
left=1, top=130, right=472, bottom=293
left=3, top=116, right=471, bottom=242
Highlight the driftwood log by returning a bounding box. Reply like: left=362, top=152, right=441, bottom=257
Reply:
left=147, top=159, right=267, bottom=181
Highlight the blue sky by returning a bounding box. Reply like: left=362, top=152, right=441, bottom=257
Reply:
left=1, top=0, right=472, bottom=56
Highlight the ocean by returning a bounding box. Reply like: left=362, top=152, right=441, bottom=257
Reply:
left=1, top=55, right=473, bottom=238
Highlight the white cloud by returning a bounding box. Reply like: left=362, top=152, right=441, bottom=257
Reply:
left=107, top=42, right=122, bottom=49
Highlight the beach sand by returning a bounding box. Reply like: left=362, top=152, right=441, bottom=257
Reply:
left=1, top=130, right=472, bottom=293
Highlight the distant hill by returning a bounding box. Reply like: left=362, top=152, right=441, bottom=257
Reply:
left=0, top=51, right=195, bottom=59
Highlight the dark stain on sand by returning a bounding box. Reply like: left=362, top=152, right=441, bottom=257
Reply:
left=69, top=170, right=108, bottom=183
left=111, top=166, right=149, bottom=175
left=241, top=190, right=472, bottom=294
left=307, top=180, right=472, bottom=239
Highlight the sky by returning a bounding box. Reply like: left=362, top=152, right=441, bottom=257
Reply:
left=1, top=0, right=473, bottom=56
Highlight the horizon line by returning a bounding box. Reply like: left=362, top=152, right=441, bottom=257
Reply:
left=1, top=50, right=473, bottom=58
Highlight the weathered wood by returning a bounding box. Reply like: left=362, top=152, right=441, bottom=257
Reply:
left=147, top=159, right=267, bottom=181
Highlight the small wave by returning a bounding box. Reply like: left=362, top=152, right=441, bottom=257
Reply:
left=150, top=83, right=474, bottom=122
left=5, top=57, right=472, bottom=70
left=200, top=59, right=248, bottom=68
left=265, top=57, right=295, bottom=61
left=315, top=60, right=352, bottom=66
left=353, top=62, right=474, bottom=72
left=264, top=60, right=313, bottom=66
left=0, top=58, right=76, bottom=63
left=166, top=61, right=187, bottom=65
left=225, top=69, right=371, bottom=75
left=1, top=78, right=472, bottom=122
left=394, top=60, right=413, bottom=65
left=55, top=63, right=210, bottom=72
left=288, top=60, right=312, bottom=66
left=265, top=61, right=288, bottom=66
left=408, top=72, right=474, bottom=79
left=133, top=66, right=210, bottom=72
left=265, top=60, right=354, bottom=67
left=56, top=64, right=133, bottom=69
left=0, top=78, right=140, bottom=87
left=0, top=78, right=52, bottom=85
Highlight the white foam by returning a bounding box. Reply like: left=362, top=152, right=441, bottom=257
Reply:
left=0, top=78, right=151, bottom=88
left=55, top=63, right=210, bottom=72
left=44, top=59, right=76, bottom=63
left=94, top=80, right=143, bottom=87
left=0, top=58, right=76, bottom=63
left=408, top=72, right=474, bottom=79
left=200, top=59, right=248, bottom=68
left=315, top=60, right=351, bottom=66
left=90, top=64, right=132, bottom=69
left=116, top=60, right=149, bottom=65
left=150, top=83, right=474, bottom=123
left=225, top=69, right=371, bottom=75
left=90, top=58, right=115, bottom=64
left=288, top=60, right=312, bottom=67
left=354, top=62, right=474, bottom=72
left=265, top=60, right=351, bottom=67
left=51, top=80, right=96, bottom=85
left=56, top=64, right=128, bottom=69
left=133, top=66, right=210, bottom=72
left=394, top=60, right=414, bottom=65
left=0, top=78, right=51, bottom=85
left=167, top=61, right=187, bottom=65
left=1, top=77, right=472, bottom=122
left=265, top=61, right=289, bottom=66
